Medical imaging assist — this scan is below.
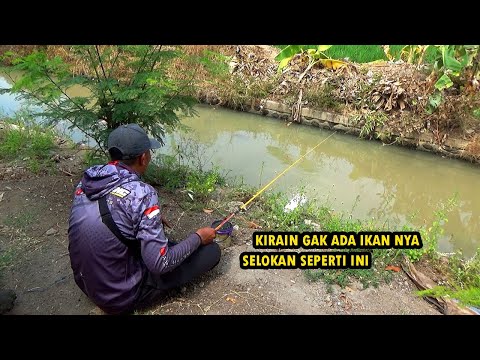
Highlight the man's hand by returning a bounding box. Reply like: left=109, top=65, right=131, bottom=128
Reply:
left=195, top=227, right=216, bottom=245
left=161, top=215, right=172, bottom=229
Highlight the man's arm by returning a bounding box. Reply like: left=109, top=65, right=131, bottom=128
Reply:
left=135, top=188, right=202, bottom=275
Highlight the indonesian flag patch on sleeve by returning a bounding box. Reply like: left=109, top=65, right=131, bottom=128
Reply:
left=144, top=205, right=160, bottom=219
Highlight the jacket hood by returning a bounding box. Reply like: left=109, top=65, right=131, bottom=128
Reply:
left=81, top=163, right=140, bottom=200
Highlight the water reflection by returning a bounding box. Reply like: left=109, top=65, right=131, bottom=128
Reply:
left=0, top=72, right=94, bottom=144
left=0, top=75, right=23, bottom=115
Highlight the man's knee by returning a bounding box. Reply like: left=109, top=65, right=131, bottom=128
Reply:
left=204, top=242, right=221, bottom=269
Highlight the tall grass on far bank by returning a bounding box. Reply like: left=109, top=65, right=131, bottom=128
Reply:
left=275, top=45, right=438, bottom=64
left=330, top=45, right=404, bottom=63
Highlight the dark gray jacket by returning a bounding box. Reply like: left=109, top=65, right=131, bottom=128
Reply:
left=68, top=162, right=201, bottom=314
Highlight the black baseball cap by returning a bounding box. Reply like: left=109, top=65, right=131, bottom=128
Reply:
left=107, top=124, right=162, bottom=160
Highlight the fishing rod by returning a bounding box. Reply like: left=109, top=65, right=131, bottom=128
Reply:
left=214, top=131, right=337, bottom=232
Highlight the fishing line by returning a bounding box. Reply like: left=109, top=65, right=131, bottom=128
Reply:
left=214, top=131, right=337, bottom=231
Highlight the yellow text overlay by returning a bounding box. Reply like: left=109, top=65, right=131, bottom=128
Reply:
left=252, top=231, right=422, bottom=249
left=240, top=252, right=371, bottom=269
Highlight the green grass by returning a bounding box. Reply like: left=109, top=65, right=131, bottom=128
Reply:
left=326, top=45, right=403, bottom=63
left=145, top=155, right=225, bottom=200
left=144, top=135, right=227, bottom=202
left=473, top=108, right=480, bottom=119
left=275, top=45, right=438, bottom=64
left=240, top=189, right=402, bottom=288
left=0, top=248, right=15, bottom=272
left=424, top=248, right=480, bottom=308
left=0, top=120, right=57, bottom=173
left=417, top=286, right=480, bottom=308
left=225, top=187, right=462, bottom=290
left=2, top=212, right=37, bottom=229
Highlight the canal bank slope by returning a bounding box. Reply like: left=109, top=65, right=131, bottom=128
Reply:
left=183, top=45, right=480, bottom=165
left=2, top=45, right=478, bottom=163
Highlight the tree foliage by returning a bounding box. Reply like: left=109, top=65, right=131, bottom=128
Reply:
left=1, top=45, right=199, bottom=151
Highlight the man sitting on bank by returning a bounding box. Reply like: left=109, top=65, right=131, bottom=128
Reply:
left=68, top=124, right=220, bottom=314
